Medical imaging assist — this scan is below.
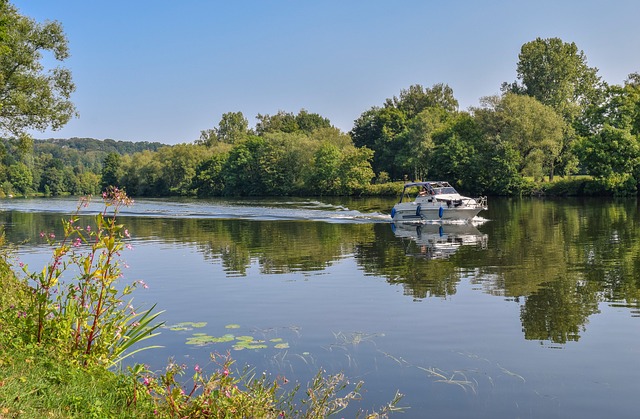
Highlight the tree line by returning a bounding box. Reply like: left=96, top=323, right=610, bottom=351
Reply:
left=0, top=137, right=164, bottom=196
left=2, top=0, right=640, bottom=197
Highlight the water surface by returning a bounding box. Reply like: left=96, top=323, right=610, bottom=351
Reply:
left=2, top=196, right=639, bottom=418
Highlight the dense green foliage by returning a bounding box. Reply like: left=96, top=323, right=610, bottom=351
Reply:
left=347, top=39, right=640, bottom=196
left=0, top=1, right=76, bottom=136
left=116, top=123, right=375, bottom=197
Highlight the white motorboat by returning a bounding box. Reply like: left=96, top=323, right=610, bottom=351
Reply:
left=391, top=181, right=487, bottom=222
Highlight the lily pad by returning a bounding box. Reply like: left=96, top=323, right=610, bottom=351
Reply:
left=225, top=324, right=241, bottom=329
left=274, top=343, right=290, bottom=349
left=186, top=335, right=214, bottom=346
left=233, top=342, right=268, bottom=351
left=270, top=338, right=283, bottom=343
left=211, top=334, right=235, bottom=343
left=185, top=333, right=235, bottom=346
left=166, top=321, right=207, bottom=331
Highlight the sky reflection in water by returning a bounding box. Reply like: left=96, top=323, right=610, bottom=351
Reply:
left=2, top=196, right=639, bottom=418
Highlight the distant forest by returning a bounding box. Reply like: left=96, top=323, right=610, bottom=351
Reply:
left=0, top=137, right=164, bottom=197
left=32, top=138, right=165, bottom=171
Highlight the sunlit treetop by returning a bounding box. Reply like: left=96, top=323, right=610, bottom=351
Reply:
left=0, top=0, right=77, bottom=137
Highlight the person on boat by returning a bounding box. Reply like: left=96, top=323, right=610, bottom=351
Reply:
left=419, top=186, right=428, bottom=196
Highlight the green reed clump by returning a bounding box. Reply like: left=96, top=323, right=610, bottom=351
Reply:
left=14, top=187, right=162, bottom=366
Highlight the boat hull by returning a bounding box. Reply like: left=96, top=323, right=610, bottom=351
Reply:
left=391, top=202, right=483, bottom=222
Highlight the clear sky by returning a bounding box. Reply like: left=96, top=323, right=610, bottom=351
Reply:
left=12, top=0, right=640, bottom=145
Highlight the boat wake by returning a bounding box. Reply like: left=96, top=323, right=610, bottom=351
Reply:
left=0, top=197, right=392, bottom=224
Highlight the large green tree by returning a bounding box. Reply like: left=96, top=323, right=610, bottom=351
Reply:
left=473, top=93, right=565, bottom=181
left=505, top=37, right=602, bottom=121
left=0, top=1, right=76, bottom=136
left=7, top=161, right=31, bottom=194
left=350, top=106, right=407, bottom=179
left=350, top=83, right=458, bottom=180
left=199, top=111, right=249, bottom=145
left=222, top=136, right=268, bottom=195
left=589, top=73, right=640, bottom=136
left=576, top=125, right=640, bottom=193
left=255, top=109, right=331, bottom=136
left=387, top=83, right=459, bottom=117
left=574, top=73, right=640, bottom=194
left=428, top=113, right=483, bottom=193
left=307, top=142, right=374, bottom=195
left=504, top=38, right=603, bottom=177
left=101, top=152, right=121, bottom=190
left=394, top=107, right=452, bottom=180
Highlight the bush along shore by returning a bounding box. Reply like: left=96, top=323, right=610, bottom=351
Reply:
left=0, top=188, right=403, bottom=418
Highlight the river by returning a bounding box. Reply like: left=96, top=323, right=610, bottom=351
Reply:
left=1, top=196, right=639, bottom=418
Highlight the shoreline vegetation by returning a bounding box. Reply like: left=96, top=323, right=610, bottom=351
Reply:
left=0, top=175, right=620, bottom=201
left=0, top=189, right=403, bottom=418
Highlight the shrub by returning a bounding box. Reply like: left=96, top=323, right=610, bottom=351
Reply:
left=15, top=187, right=162, bottom=366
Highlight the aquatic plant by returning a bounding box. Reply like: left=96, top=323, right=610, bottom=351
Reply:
left=165, top=321, right=208, bottom=331
left=171, top=323, right=293, bottom=351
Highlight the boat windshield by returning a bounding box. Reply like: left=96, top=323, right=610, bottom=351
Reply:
left=434, top=187, right=457, bottom=194
left=399, top=182, right=460, bottom=202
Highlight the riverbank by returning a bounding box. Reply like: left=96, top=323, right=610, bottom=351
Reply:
left=0, top=191, right=402, bottom=418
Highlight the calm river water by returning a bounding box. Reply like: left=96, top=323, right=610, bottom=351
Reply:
left=2, top=196, right=639, bottom=418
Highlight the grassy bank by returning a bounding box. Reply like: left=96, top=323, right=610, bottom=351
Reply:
left=0, top=345, right=150, bottom=418
left=0, top=190, right=402, bottom=418
left=0, top=226, right=154, bottom=418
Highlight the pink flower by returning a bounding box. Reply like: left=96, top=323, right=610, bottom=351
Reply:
left=126, top=244, right=134, bottom=250
left=124, top=229, right=130, bottom=238
left=194, top=364, right=201, bottom=373
left=86, top=226, right=91, bottom=232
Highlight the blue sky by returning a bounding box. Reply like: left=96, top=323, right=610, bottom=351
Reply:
left=12, top=0, right=640, bottom=145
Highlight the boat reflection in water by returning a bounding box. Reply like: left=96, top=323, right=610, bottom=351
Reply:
left=391, top=222, right=488, bottom=259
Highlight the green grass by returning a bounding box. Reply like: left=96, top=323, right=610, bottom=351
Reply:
left=0, top=346, right=154, bottom=418
left=0, top=253, right=151, bottom=418
left=0, top=221, right=402, bottom=418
